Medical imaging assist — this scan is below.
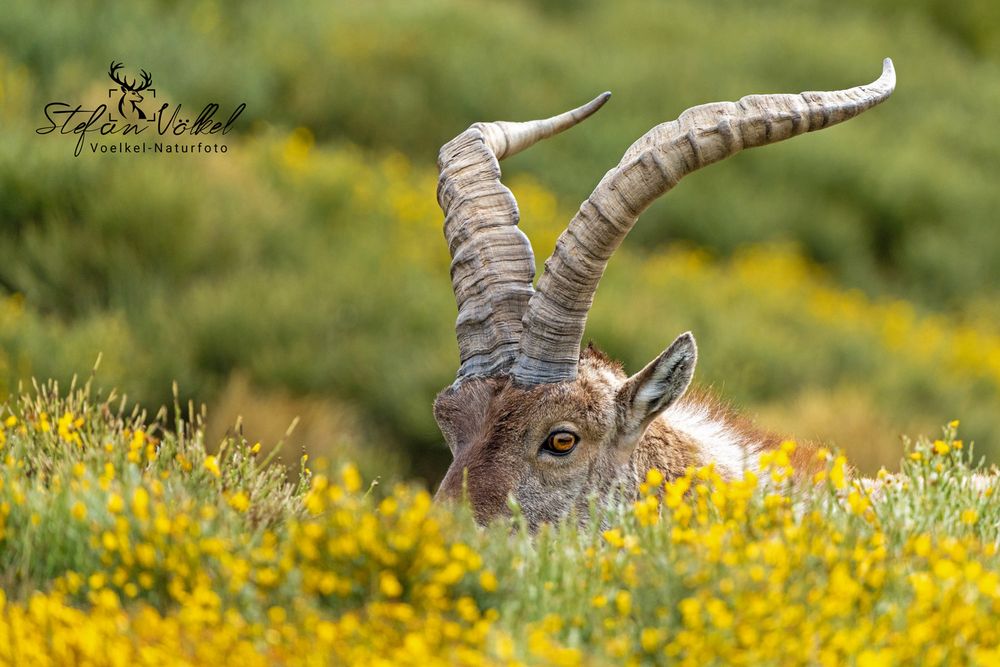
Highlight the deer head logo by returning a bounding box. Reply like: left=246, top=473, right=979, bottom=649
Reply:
left=108, top=61, right=153, bottom=121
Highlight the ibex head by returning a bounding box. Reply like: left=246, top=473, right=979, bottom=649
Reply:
left=433, top=60, right=896, bottom=528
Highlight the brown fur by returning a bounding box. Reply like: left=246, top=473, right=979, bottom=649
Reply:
left=629, top=418, right=704, bottom=481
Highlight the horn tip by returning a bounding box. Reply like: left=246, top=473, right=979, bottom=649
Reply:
left=878, top=57, right=896, bottom=91
left=575, top=91, right=612, bottom=121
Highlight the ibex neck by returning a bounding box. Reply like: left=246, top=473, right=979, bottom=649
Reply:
left=631, top=398, right=772, bottom=486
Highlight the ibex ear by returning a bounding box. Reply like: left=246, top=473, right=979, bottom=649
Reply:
left=617, top=332, right=697, bottom=437
left=433, top=378, right=501, bottom=455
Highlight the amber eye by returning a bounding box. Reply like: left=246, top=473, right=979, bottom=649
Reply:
left=542, top=431, right=579, bottom=456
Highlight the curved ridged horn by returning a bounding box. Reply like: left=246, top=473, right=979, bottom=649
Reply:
left=437, top=92, right=611, bottom=382
left=511, top=59, right=896, bottom=385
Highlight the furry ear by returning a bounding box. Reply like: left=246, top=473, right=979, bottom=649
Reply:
left=433, top=378, right=501, bottom=455
left=617, top=332, right=697, bottom=436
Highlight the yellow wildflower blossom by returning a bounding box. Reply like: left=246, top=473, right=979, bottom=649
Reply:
left=106, top=493, right=124, bottom=514
left=203, top=455, right=221, bottom=478
left=228, top=491, right=251, bottom=513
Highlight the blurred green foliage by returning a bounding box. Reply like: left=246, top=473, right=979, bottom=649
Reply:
left=0, top=0, right=998, bottom=480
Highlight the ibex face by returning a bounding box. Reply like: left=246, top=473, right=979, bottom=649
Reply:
left=434, top=337, right=695, bottom=526
left=433, top=60, right=896, bottom=526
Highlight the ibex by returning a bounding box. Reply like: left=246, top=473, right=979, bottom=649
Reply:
left=433, top=60, right=896, bottom=527
left=109, top=61, right=153, bottom=121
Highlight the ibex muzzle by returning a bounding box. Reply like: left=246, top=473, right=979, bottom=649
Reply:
left=433, top=60, right=896, bottom=528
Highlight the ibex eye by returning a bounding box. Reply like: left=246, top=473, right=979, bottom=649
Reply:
left=542, top=431, right=578, bottom=456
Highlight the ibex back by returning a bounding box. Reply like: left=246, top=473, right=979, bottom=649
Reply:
left=432, top=60, right=896, bottom=528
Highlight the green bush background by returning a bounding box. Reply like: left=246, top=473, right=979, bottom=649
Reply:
left=1, top=0, right=999, bottom=482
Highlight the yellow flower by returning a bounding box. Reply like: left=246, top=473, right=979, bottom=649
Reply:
left=136, top=543, right=156, bottom=568
left=87, top=572, right=105, bottom=590
left=101, top=531, right=118, bottom=551
left=615, top=590, right=632, bottom=616
left=228, top=491, right=251, bottom=512
left=341, top=463, right=362, bottom=493
left=479, top=571, right=498, bottom=592
left=70, top=502, right=87, bottom=521
left=379, top=571, right=403, bottom=598
left=830, top=455, right=848, bottom=490
left=256, top=567, right=279, bottom=587
left=106, top=493, right=124, bottom=514
left=203, top=455, right=221, bottom=478
left=933, top=559, right=959, bottom=580
left=933, top=440, right=950, bottom=455
left=132, top=487, right=150, bottom=520
left=858, top=649, right=895, bottom=667
left=640, top=628, right=663, bottom=652
left=961, top=508, right=979, bottom=525
left=847, top=490, right=870, bottom=515
left=378, top=496, right=398, bottom=516
left=602, top=529, right=625, bottom=549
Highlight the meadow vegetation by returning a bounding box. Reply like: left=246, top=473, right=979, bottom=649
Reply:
left=0, top=384, right=998, bottom=665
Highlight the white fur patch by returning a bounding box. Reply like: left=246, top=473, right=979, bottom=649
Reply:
left=662, top=402, right=758, bottom=477
left=635, top=380, right=667, bottom=408
left=598, top=366, right=622, bottom=388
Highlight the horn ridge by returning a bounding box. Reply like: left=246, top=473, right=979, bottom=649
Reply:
left=511, top=59, right=896, bottom=386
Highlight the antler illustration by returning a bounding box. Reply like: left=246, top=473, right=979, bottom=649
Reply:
left=108, top=61, right=128, bottom=88
left=134, top=69, right=152, bottom=92
left=108, top=61, right=152, bottom=91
